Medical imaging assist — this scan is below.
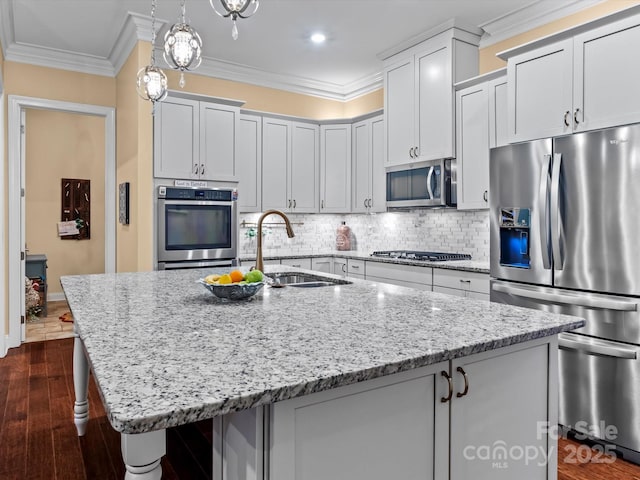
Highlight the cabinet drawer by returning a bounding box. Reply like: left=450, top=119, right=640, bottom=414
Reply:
left=347, top=259, right=365, bottom=278
left=366, top=262, right=433, bottom=286
left=281, top=258, right=312, bottom=269
left=432, top=269, right=489, bottom=294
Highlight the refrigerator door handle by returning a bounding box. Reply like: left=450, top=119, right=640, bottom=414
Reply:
left=538, top=154, right=552, bottom=269
left=558, top=333, right=638, bottom=360
left=492, top=282, right=638, bottom=311
left=550, top=153, right=563, bottom=270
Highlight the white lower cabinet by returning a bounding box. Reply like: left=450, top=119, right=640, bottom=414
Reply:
left=333, top=258, right=348, bottom=277
left=261, top=336, right=557, bottom=480
left=280, top=258, right=312, bottom=269
left=310, top=257, right=332, bottom=274
left=269, top=362, right=449, bottom=480
left=365, top=261, right=432, bottom=291
left=346, top=259, right=365, bottom=279
left=433, top=269, right=489, bottom=300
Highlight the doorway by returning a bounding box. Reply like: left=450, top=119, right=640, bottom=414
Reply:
left=5, top=96, right=116, bottom=354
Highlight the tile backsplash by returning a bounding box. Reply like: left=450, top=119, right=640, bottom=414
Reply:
left=240, top=209, right=489, bottom=262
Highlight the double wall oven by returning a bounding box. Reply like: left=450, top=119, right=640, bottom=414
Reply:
left=157, top=186, right=238, bottom=270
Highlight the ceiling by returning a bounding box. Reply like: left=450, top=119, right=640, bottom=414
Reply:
left=0, top=0, right=603, bottom=100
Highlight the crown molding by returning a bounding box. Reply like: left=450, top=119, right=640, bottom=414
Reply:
left=478, top=0, right=606, bottom=48
left=111, top=12, right=166, bottom=75
left=0, top=0, right=15, bottom=60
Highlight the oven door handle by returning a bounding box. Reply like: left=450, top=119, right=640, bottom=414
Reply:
left=558, top=333, right=638, bottom=360
left=492, top=283, right=638, bottom=312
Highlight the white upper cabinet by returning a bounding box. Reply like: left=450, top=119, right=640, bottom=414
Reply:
left=504, top=8, right=640, bottom=142
left=455, top=69, right=507, bottom=210
left=154, top=95, right=240, bottom=182
left=237, top=114, right=262, bottom=213
left=262, top=118, right=319, bottom=213
left=352, top=115, right=385, bottom=213
left=456, top=83, right=489, bottom=210
left=320, top=124, right=351, bottom=213
left=382, top=26, right=480, bottom=168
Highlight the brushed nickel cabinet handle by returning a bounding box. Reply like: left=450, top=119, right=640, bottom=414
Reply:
left=200, top=164, right=205, bottom=175
left=414, top=146, right=419, bottom=157
left=483, top=190, right=488, bottom=202
left=441, top=370, right=453, bottom=403
left=456, top=366, right=469, bottom=398
left=288, top=199, right=292, bottom=208
left=341, top=264, right=346, bottom=273
left=409, top=147, right=414, bottom=158
left=563, top=111, right=571, bottom=127
left=364, top=198, right=367, bottom=208
left=321, top=199, right=324, bottom=209
left=193, top=164, right=199, bottom=175
left=293, top=199, right=296, bottom=208
left=574, top=108, right=581, bottom=125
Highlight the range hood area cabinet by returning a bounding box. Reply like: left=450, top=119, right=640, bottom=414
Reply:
left=381, top=24, right=481, bottom=168
left=499, top=6, right=640, bottom=143
left=262, top=118, right=319, bottom=213
left=153, top=94, right=242, bottom=183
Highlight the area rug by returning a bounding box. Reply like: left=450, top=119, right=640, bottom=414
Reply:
left=59, top=312, right=73, bottom=323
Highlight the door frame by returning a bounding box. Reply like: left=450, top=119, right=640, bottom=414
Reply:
left=4, top=95, right=116, bottom=355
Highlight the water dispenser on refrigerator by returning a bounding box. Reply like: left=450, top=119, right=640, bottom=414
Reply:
left=499, top=207, right=531, bottom=269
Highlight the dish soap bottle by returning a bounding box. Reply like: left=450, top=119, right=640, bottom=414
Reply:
left=336, top=221, right=351, bottom=251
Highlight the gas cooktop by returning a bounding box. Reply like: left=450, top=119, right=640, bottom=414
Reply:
left=370, top=250, right=472, bottom=262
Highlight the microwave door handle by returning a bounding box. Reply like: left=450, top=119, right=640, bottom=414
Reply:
left=558, top=333, right=638, bottom=360
left=426, top=166, right=434, bottom=200
left=538, top=154, right=552, bottom=269
left=492, top=282, right=638, bottom=311
left=550, top=153, right=563, bottom=270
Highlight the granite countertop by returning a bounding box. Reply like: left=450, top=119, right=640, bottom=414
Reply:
left=61, top=265, right=583, bottom=435
left=239, top=251, right=490, bottom=273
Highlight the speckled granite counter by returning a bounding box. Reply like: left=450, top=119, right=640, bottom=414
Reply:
left=61, top=265, right=582, bottom=435
left=239, top=251, right=490, bottom=273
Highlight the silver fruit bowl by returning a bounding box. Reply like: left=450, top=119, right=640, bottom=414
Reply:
left=198, top=280, right=264, bottom=300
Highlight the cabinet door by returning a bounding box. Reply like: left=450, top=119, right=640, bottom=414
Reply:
left=320, top=125, right=351, bottom=213
left=416, top=44, right=454, bottom=161
left=280, top=257, right=312, bottom=269
left=456, top=84, right=489, bottom=210
left=153, top=97, right=199, bottom=179
left=370, top=116, right=386, bottom=213
left=450, top=338, right=557, bottom=480
left=270, top=362, right=449, bottom=480
left=351, top=120, right=370, bottom=213
left=290, top=122, right=319, bottom=213
left=311, top=257, right=332, bottom=274
left=384, top=57, right=415, bottom=167
left=237, top=114, right=262, bottom=212
left=332, top=258, right=347, bottom=276
left=200, top=103, right=239, bottom=181
left=508, top=39, right=573, bottom=142
left=574, top=16, right=640, bottom=132
left=488, top=75, right=508, bottom=148
left=262, top=118, right=289, bottom=211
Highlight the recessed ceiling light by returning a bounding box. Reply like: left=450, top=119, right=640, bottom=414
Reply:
left=310, top=33, right=326, bottom=44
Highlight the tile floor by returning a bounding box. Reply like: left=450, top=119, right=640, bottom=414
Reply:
left=25, top=300, right=74, bottom=343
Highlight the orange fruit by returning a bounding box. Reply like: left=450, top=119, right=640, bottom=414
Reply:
left=229, top=270, right=244, bottom=283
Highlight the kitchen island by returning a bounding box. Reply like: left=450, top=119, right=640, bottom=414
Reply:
left=61, top=266, right=584, bottom=480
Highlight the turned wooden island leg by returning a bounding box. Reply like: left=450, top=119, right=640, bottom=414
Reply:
left=121, top=430, right=166, bottom=480
left=73, top=334, right=89, bottom=436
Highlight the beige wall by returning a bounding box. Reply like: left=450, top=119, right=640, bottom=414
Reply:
left=25, top=110, right=105, bottom=294
left=479, top=0, right=640, bottom=73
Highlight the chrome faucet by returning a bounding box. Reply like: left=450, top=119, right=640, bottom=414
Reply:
left=255, top=209, right=295, bottom=272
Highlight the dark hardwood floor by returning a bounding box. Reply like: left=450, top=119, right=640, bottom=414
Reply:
left=2, top=338, right=640, bottom=479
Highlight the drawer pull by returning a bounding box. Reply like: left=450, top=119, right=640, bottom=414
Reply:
left=441, top=371, right=453, bottom=403
left=456, top=366, right=469, bottom=398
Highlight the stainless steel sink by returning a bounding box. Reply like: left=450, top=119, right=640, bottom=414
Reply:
left=265, top=272, right=352, bottom=288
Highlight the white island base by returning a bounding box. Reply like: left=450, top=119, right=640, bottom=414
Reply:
left=73, top=334, right=558, bottom=480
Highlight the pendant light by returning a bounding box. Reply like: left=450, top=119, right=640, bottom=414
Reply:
left=209, top=0, right=260, bottom=40
left=163, top=0, right=203, bottom=88
left=136, top=0, right=168, bottom=109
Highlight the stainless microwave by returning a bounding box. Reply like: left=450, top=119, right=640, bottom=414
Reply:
left=386, top=159, right=457, bottom=208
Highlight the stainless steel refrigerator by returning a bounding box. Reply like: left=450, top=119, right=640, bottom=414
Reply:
left=490, top=123, right=640, bottom=463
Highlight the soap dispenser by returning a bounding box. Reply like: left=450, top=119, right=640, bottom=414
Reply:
left=336, top=221, right=351, bottom=251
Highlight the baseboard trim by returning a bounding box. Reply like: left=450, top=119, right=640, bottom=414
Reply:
left=47, top=292, right=66, bottom=302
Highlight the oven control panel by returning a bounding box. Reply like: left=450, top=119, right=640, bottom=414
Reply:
left=158, top=186, right=234, bottom=201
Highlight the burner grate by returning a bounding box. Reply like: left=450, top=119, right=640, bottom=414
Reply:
left=371, top=250, right=472, bottom=261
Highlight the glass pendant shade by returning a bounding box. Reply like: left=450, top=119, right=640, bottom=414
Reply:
left=136, top=65, right=168, bottom=103
left=164, top=1, right=203, bottom=87
left=210, top=0, right=259, bottom=39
